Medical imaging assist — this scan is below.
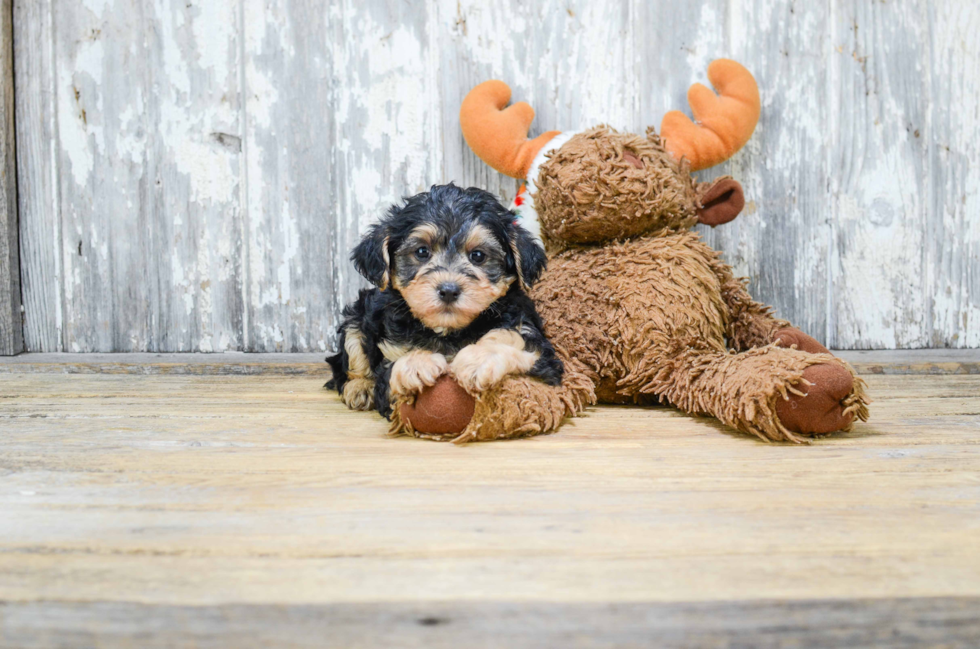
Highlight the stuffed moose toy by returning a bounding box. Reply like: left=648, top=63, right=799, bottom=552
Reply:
left=393, top=59, right=869, bottom=443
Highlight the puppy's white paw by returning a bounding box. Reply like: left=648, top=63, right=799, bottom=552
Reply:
left=389, top=350, right=448, bottom=397
left=450, top=342, right=537, bottom=393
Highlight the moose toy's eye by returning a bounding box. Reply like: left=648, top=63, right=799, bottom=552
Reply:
left=469, top=250, right=486, bottom=265
left=414, top=247, right=430, bottom=261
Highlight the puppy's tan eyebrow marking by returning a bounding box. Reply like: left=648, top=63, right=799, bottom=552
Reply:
left=397, top=223, right=445, bottom=257
left=408, top=223, right=440, bottom=245
left=463, top=223, right=503, bottom=253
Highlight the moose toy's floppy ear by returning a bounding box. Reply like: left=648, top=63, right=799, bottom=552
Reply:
left=351, top=223, right=392, bottom=290
left=509, top=225, right=547, bottom=291
left=697, top=178, right=745, bottom=227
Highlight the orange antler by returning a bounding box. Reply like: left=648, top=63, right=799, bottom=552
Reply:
left=660, top=59, right=760, bottom=171
left=459, top=81, right=560, bottom=179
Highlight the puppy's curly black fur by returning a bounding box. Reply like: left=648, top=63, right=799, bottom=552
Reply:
left=326, top=184, right=563, bottom=419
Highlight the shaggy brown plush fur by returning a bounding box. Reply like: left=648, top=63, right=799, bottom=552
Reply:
left=434, top=125, right=869, bottom=444
left=520, top=229, right=870, bottom=442
left=389, top=358, right=595, bottom=443
left=534, top=127, right=701, bottom=249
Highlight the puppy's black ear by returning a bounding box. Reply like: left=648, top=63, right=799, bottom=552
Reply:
left=509, top=226, right=547, bottom=291
left=351, top=222, right=392, bottom=290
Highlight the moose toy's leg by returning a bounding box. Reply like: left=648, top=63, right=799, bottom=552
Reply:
left=771, top=327, right=831, bottom=355
left=451, top=368, right=595, bottom=443
left=646, top=343, right=869, bottom=443
left=717, top=260, right=837, bottom=356
left=715, top=263, right=787, bottom=351
left=714, top=265, right=870, bottom=436
left=388, top=362, right=595, bottom=444
left=725, top=282, right=834, bottom=355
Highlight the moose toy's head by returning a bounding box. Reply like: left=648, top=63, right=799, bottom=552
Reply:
left=459, top=60, right=760, bottom=248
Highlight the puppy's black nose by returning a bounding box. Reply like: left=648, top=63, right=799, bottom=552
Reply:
left=437, top=282, right=461, bottom=304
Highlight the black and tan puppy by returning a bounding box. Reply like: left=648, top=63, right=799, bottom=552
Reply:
left=326, top=183, right=563, bottom=420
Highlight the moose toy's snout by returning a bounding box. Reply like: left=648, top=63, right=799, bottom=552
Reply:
left=697, top=178, right=744, bottom=227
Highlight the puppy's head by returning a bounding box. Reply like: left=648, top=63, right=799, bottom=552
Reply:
left=352, top=184, right=546, bottom=332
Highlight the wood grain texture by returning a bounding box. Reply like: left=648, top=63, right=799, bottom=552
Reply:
left=0, top=0, right=20, bottom=355
left=241, top=0, right=337, bottom=352
left=928, top=3, right=980, bottom=348
left=52, top=0, right=148, bottom=352
left=12, top=0, right=980, bottom=351
left=830, top=1, right=928, bottom=349
left=49, top=0, right=244, bottom=352
left=13, top=0, right=60, bottom=352
left=3, top=598, right=980, bottom=648
left=2, top=349, right=979, bottom=376
left=0, top=369, right=979, bottom=644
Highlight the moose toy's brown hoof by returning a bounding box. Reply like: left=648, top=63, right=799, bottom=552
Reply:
left=776, top=363, right=856, bottom=435
left=399, top=375, right=475, bottom=436
left=774, top=327, right=831, bottom=355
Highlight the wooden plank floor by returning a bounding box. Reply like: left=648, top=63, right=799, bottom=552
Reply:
left=1, top=354, right=979, bottom=647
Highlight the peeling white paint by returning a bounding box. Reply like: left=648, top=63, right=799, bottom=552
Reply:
left=16, top=0, right=980, bottom=352
left=81, top=0, right=112, bottom=16
left=58, top=39, right=105, bottom=188
left=243, top=63, right=279, bottom=130
left=276, top=198, right=297, bottom=306
left=173, top=139, right=237, bottom=204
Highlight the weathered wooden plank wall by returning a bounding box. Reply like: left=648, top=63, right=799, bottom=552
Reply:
left=0, top=0, right=20, bottom=355
left=12, top=0, right=980, bottom=352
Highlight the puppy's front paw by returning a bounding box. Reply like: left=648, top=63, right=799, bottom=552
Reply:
left=342, top=378, right=375, bottom=411
left=450, top=343, right=537, bottom=393
left=390, top=351, right=449, bottom=397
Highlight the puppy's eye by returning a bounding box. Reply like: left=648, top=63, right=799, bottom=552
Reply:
left=414, top=247, right=430, bottom=261
left=469, top=250, right=486, bottom=265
